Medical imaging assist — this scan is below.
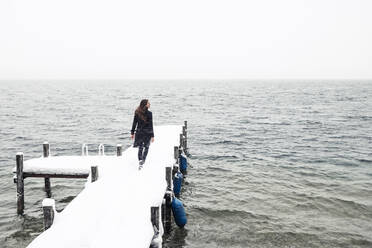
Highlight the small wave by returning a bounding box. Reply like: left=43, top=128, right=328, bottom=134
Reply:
left=198, top=154, right=240, bottom=161
left=295, top=195, right=372, bottom=218
left=193, top=206, right=272, bottom=221
left=206, top=166, right=232, bottom=173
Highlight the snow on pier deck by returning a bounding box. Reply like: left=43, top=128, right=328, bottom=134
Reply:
left=25, top=125, right=182, bottom=248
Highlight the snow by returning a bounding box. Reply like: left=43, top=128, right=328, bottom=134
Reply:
left=26, top=125, right=182, bottom=248
left=42, top=198, right=55, bottom=208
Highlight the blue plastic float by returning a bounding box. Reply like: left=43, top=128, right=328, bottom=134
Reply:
left=171, top=197, right=187, bottom=228
left=179, top=154, right=187, bottom=173
left=173, top=172, right=183, bottom=197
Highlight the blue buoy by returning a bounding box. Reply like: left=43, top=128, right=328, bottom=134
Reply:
left=171, top=197, right=187, bottom=228
left=179, top=154, right=187, bottom=173
left=173, top=172, right=183, bottom=197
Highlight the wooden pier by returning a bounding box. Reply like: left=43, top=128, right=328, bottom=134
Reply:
left=13, top=123, right=189, bottom=248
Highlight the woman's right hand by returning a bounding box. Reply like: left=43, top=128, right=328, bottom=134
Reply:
left=131, top=134, right=134, bottom=140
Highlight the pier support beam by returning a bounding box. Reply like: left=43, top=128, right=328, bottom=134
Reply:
left=183, top=121, right=188, bottom=154
left=164, top=191, right=172, bottom=233
left=42, top=198, right=55, bottom=230
left=179, top=134, right=184, bottom=151
left=16, top=153, right=24, bottom=215
left=164, top=166, right=173, bottom=233
left=174, top=146, right=179, bottom=163
left=43, top=142, right=52, bottom=198
left=116, top=144, right=122, bottom=156
left=166, top=167, right=172, bottom=191
left=151, top=206, right=160, bottom=232
left=150, top=206, right=161, bottom=248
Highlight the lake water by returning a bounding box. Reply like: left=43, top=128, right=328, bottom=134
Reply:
left=0, top=80, right=371, bottom=248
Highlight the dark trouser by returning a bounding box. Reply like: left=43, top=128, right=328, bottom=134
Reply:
left=135, top=133, right=151, bottom=161
left=138, top=141, right=150, bottom=161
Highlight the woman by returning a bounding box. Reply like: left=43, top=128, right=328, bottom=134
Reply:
left=131, top=99, right=154, bottom=168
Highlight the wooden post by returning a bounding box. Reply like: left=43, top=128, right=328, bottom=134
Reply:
left=42, top=198, right=55, bottom=230
left=16, top=153, right=24, bottom=215
left=164, top=191, right=172, bottom=233
left=184, top=134, right=188, bottom=153
left=174, top=146, right=179, bottom=162
left=151, top=206, right=160, bottom=232
left=180, top=134, right=184, bottom=150
left=43, top=142, right=50, bottom=157
left=184, top=121, right=189, bottom=155
left=43, top=142, right=52, bottom=198
left=116, top=144, right=122, bottom=156
left=164, top=166, right=173, bottom=233
left=183, top=124, right=188, bottom=152
left=91, top=166, right=98, bottom=182
left=161, top=199, right=166, bottom=227
left=166, top=166, right=172, bottom=191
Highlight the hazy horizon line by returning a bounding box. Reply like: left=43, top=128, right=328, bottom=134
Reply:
left=0, top=78, right=371, bottom=82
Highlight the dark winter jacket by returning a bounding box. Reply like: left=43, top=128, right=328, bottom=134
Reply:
left=131, top=110, right=154, bottom=137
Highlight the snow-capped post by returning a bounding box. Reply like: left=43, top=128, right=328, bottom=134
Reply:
left=183, top=121, right=188, bottom=153
left=91, top=166, right=98, bottom=182
left=43, top=142, right=52, bottom=198
left=179, top=134, right=184, bottom=150
left=174, top=146, right=179, bottom=163
left=166, top=166, right=172, bottom=191
left=161, top=199, right=166, bottom=227
left=116, top=144, right=122, bottom=156
left=42, top=198, right=55, bottom=230
left=151, top=206, right=160, bottom=233
left=164, top=166, right=173, bottom=232
left=43, top=142, right=50, bottom=157
left=164, top=191, right=172, bottom=232
left=16, top=152, right=24, bottom=215
left=150, top=206, right=161, bottom=248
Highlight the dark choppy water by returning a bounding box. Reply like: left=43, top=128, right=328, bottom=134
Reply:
left=0, top=80, right=372, bottom=248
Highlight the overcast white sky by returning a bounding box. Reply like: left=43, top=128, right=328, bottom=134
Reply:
left=0, top=0, right=371, bottom=80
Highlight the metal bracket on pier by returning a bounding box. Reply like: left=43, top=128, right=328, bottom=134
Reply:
left=98, top=144, right=105, bottom=156
left=82, top=144, right=89, bottom=156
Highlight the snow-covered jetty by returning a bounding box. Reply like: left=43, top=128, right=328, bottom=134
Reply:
left=13, top=123, right=189, bottom=248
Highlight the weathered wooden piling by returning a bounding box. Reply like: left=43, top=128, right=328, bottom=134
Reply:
left=163, top=192, right=172, bottom=233
left=164, top=167, right=173, bottom=232
left=184, top=120, right=187, bottom=130
left=151, top=206, right=160, bottom=232
left=116, top=144, right=122, bottom=156
left=43, top=142, right=52, bottom=198
left=174, top=146, right=179, bottom=163
left=16, top=152, right=24, bottom=215
left=183, top=123, right=188, bottom=152
left=179, top=134, right=184, bottom=150
left=43, top=142, right=50, bottom=157
left=166, top=167, right=172, bottom=191
left=150, top=206, right=161, bottom=248
left=42, top=198, right=55, bottom=230
left=161, top=199, right=166, bottom=227
left=91, top=166, right=99, bottom=182
left=173, top=147, right=180, bottom=176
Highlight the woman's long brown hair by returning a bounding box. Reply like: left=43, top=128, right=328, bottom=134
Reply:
left=135, top=99, right=148, bottom=122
